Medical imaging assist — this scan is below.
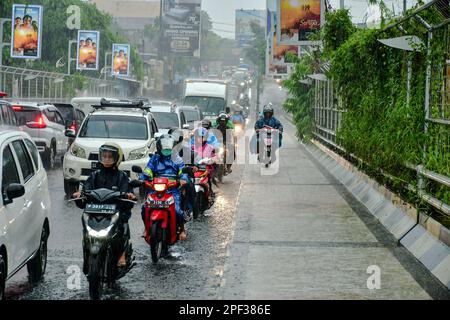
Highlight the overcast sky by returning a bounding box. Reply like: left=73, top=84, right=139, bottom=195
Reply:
left=202, top=0, right=419, bottom=39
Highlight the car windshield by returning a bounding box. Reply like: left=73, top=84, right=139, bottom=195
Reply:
left=152, top=112, right=180, bottom=129
left=183, top=97, right=225, bottom=117
left=79, top=115, right=148, bottom=140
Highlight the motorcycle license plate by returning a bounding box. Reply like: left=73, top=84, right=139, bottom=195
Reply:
left=148, top=200, right=170, bottom=208
left=85, top=204, right=116, bottom=214
left=264, top=138, right=273, bottom=145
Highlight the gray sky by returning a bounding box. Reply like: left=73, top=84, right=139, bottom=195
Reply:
left=202, top=0, right=418, bottom=39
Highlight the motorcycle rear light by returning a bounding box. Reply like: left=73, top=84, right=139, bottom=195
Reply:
left=154, top=184, right=167, bottom=192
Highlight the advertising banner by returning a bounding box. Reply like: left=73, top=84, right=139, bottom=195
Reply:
left=11, top=4, right=43, bottom=59
left=235, top=9, right=266, bottom=48
left=76, top=30, right=100, bottom=71
left=161, top=0, right=201, bottom=57
left=112, top=44, right=131, bottom=77
left=277, top=0, right=324, bottom=45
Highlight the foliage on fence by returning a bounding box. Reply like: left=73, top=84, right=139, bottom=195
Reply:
left=283, top=8, right=449, bottom=210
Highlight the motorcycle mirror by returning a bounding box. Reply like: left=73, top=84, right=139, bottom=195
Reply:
left=132, top=165, right=143, bottom=173
left=129, top=180, right=143, bottom=189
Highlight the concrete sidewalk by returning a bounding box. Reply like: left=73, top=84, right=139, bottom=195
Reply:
left=219, top=84, right=446, bottom=300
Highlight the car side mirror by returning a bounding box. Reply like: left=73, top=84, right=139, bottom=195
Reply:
left=132, top=165, right=143, bottom=174
left=3, top=183, right=25, bottom=205
left=64, top=129, right=76, bottom=138
left=154, top=132, right=163, bottom=140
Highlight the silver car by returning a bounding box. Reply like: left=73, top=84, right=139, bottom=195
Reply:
left=12, top=103, right=68, bottom=169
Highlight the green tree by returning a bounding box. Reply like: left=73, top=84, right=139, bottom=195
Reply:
left=0, top=0, right=144, bottom=80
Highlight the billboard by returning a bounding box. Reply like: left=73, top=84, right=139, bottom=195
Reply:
left=11, top=4, right=43, bottom=59
left=235, top=9, right=266, bottom=48
left=267, top=10, right=298, bottom=76
left=76, top=30, right=100, bottom=71
left=161, top=0, right=201, bottom=57
left=277, top=0, right=324, bottom=45
left=112, top=44, right=131, bottom=77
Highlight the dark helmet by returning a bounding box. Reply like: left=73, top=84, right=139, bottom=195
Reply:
left=201, top=119, right=212, bottom=130
left=156, top=134, right=176, bottom=157
left=99, top=143, right=123, bottom=168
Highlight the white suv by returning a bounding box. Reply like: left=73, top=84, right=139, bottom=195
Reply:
left=62, top=99, right=159, bottom=196
left=0, top=130, right=51, bottom=299
left=12, top=103, right=69, bottom=169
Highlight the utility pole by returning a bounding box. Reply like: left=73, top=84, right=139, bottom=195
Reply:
left=340, top=0, right=344, bottom=9
left=403, top=0, right=407, bottom=14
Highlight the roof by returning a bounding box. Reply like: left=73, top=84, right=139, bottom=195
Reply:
left=89, top=109, right=151, bottom=118
left=0, top=129, right=30, bottom=140
left=71, top=97, right=121, bottom=104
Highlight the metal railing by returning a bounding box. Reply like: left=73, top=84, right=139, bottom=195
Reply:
left=308, top=1, right=450, bottom=217
left=0, top=66, right=141, bottom=103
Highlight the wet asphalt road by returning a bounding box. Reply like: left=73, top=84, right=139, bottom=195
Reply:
left=4, top=86, right=258, bottom=300
left=5, top=161, right=244, bottom=300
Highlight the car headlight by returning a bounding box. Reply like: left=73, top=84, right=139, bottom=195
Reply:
left=129, top=147, right=148, bottom=160
left=70, top=143, right=86, bottom=159
left=240, top=82, right=245, bottom=86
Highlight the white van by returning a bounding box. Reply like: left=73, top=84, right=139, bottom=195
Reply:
left=183, top=79, right=230, bottom=120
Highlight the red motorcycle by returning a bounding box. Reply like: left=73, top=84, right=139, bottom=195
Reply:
left=191, top=160, right=215, bottom=219
left=132, top=166, right=179, bottom=263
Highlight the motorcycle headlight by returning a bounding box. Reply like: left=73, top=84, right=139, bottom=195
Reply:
left=86, top=213, right=119, bottom=238
left=154, top=183, right=167, bottom=192
left=240, top=82, right=245, bottom=87
left=70, top=143, right=86, bottom=159
left=129, top=147, right=148, bottom=160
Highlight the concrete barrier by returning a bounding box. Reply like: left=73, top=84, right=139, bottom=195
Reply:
left=303, top=140, right=450, bottom=290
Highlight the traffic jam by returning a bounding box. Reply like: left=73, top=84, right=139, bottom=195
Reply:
left=0, top=68, right=269, bottom=300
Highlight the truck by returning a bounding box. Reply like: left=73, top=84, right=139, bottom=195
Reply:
left=182, top=79, right=232, bottom=120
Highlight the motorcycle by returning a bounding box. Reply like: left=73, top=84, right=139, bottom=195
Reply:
left=71, top=184, right=139, bottom=300
left=191, top=159, right=215, bottom=219
left=256, top=125, right=280, bottom=168
left=132, top=166, right=183, bottom=263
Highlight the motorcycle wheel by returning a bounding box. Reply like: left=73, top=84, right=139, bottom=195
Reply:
left=193, top=193, right=201, bottom=219
left=150, top=222, right=163, bottom=263
left=88, top=254, right=103, bottom=300
left=217, top=165, right=224, bottom=183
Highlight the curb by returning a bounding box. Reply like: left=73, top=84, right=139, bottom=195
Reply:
left=302, top=139, right=450, bottom=290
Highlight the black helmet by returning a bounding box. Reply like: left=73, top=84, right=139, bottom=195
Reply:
left=156, top=134, right=176, bottom=157
left=99, top=143, right=123, bottom=168
left=201, top=119, right=212, bottom=130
